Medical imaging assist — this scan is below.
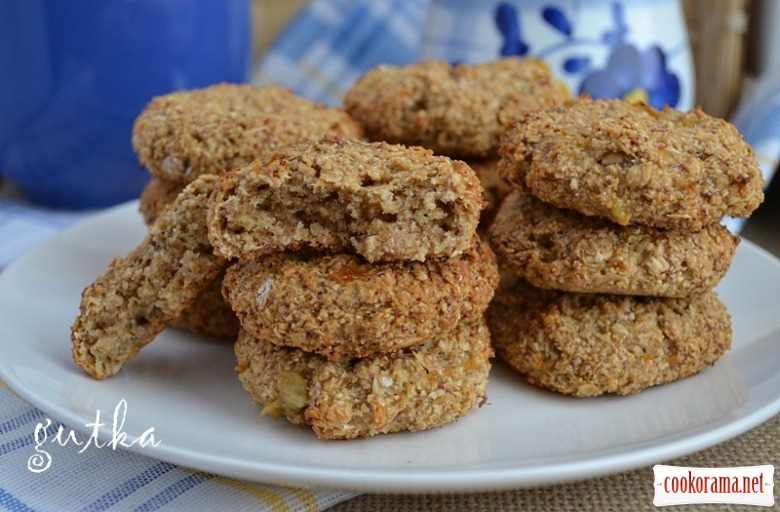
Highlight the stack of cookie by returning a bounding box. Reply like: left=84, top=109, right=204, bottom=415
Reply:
left=129, top=83, right=364, bottom=338
left=209, top=137, right=500, bottom=439
left=72, top=83, right=500, bottom=440
left=486, top=97, right=765, bottom=397
left=343, top=57, right=566, bottom=226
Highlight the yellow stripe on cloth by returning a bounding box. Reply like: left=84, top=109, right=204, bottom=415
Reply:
left=215, top=475, right=318, bottom=512
left=288, top=486, right=318, bottom=512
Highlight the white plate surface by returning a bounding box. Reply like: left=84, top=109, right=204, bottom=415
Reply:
left=1, top=202, right=779, bottom=493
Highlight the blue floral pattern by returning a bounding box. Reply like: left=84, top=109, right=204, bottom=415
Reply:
left=495, top=1, right=681, bottom=109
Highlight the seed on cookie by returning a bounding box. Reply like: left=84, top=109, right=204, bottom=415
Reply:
left=222, top=237, right=498, bottom=360
left=208, top=137, right=485, bottom=262
left=487, top=277, right=732, bottom=397
left=132, top=84, right=364, bottom=183
left=488, top=189, right=739, bottom=297
left=234, top=318, right=493, bottom=440
left=344, top=57, right=566, bottom=158
left=499, top=97, right=765, bottom=230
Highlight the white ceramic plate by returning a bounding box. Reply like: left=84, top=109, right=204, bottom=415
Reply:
left=1, top=202, right=779, bottom=493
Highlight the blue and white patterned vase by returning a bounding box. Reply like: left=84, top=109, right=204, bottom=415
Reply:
left=417, top=0, right=694, bottom=111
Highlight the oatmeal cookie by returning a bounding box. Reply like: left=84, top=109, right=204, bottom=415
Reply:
left=71, top=174, right=227, bottom=379
left=344, top=58, right=565, bottom=158
left=488, top=189, right=739, bottom=296
left=234, top=318, right=493, bottom=440
left=132, top=83, right=364, bottom=183
left=487, top=278, right=732, bottom=397
left=208, top=137, right=485, bottom=262
left=499, top=97, right=764, bottom=230
left=223, top=237, right=498, bottom=359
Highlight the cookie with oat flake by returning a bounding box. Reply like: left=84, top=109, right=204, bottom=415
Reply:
left=487, top=277, right=732, bottom=397
left=208, top=137, right=485, bottom=263
left=71, top=175, right=226, bottom=379
left=344, top=57, right=566, bottom=158
left=222, top=237, right=498, bottom=360
left=499, top=97, right=764, bottom=230
left=132, top=83, right=363, bottom=184
left=488, top=189, right=739, bottom=297
left=234, top=318, right=493, bottom=440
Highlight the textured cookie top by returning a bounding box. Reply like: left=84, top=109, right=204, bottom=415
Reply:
left=132, top=84, right=364, bottom=183
left=488, top=189, right=739, bottom=297
left=499, top=97, right=765, bottom=230
left=487, top=278, right=732, bottom=397
left=344, top=58, right=566, bottom=158
left=223, top=237, right=498, bottom=359
left=208, top=137, right=485, bottom=262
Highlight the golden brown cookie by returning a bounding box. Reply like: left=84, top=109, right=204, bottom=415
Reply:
left=132, top=84, right=364, bottom=184
left=222, top=237, right=498, bottom=359
left=71, top=175, right=227, bottom=379
left=499, top=97, right=764, bottom=230
left=488, top=189, right=739, bottom=297
left=487, top=278, right=732, bottom=397
left=208, top=137, right=485, bottom=262
left=344, top=58, right=565, bottom=158
left=234, top=318, right=493, bottom=440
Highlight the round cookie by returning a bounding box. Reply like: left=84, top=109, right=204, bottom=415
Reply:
left=222, top=237, right=499, bottom=359
left=488, top=189, right=739, bottom=297
left=234, top=318, right=493, bottom=440
left=487, top=278, right=732, bottom=397
left=208, top=137, right=485, bottom=263
left=344, top=57, right=566, bottom=159
left=132, top=84, right=364, bottom=183
left=499, top=97, right=764, bottom=230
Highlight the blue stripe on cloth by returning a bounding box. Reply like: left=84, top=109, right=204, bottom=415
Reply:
left=253, top=0, right=429, bottom=105
left=0, top=420, right=59, bottom=457
left=268, top=12, right=331, bottom=61
left=331, top=2, right=411, bottom=70
left=132, top=472, right=214, bottom=512
left=0, top=487, right=36, bottom=512
left=79, top=462, right=177, bottom=512
left=731, top=73, right=780, bottom=146
left=0, top=409, right=45, bottom=436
